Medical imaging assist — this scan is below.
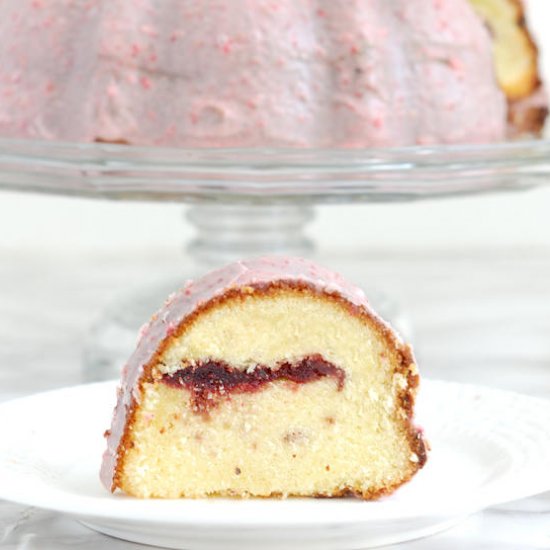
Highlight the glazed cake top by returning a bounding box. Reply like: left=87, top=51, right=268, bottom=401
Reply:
left=100, top=256, right=403, bottom=489
left=0, top=0, right=505, bottom=146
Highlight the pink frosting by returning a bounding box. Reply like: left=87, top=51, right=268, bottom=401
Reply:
left=99, top=256, right=402, bottom=490
left=0, top=0, right=506, bottom=147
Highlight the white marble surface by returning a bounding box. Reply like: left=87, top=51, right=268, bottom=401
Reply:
left=1, top=246, right=550, bottom=549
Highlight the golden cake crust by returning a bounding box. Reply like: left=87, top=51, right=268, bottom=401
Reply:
left=470, top=0, right=547, bottom=135
left=109, top=281, right=427, bottom=499
left=503, top=0, right=547, bottom=135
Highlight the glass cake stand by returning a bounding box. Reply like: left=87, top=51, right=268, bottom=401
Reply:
left=1, top=136, right=549, bottom=377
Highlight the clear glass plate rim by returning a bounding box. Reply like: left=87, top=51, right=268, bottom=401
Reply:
left=1, top=136, right=550, bottom=167
left=1, top=136, right=548, bottom=202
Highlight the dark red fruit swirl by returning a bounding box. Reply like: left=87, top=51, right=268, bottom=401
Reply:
left=161, top=354, right=345, bottom=415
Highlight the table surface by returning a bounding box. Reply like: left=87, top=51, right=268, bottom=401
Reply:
left=1, top=246, right=550, bottom=549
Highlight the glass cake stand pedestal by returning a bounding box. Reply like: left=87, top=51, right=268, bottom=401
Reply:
left=1, top=137, right=549, bottom=378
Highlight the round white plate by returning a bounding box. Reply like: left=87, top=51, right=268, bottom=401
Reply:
left=1, top=380, right=550, bottom=550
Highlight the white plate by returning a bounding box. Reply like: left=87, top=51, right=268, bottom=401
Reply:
left=1, top=380, right=550, bottom=550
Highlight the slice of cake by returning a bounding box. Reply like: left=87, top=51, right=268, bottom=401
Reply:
left=100, top=257, right=427, bottom=499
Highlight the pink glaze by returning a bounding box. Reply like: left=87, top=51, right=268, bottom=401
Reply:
left=0, top=0, right=506, bottom=147
left=99, top=256, right=404, bottom=490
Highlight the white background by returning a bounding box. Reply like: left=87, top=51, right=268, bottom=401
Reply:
left=0, top=0, right=549, bottom=254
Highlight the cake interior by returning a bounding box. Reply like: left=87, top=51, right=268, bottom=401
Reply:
left=470, top=0, right=539, bottom=99
left=118, top=289, right=421, bottom=499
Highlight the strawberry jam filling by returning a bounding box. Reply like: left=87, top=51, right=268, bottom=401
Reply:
left=161, top=354, right=345, bottom=415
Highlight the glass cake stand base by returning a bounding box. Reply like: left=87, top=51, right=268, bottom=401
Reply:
left=82, top=203, right=411, bottom=381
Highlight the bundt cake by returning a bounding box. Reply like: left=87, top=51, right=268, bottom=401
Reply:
left=0, top=0, right=545, bottom=147
left=100, top=257, right=427, bottom=499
